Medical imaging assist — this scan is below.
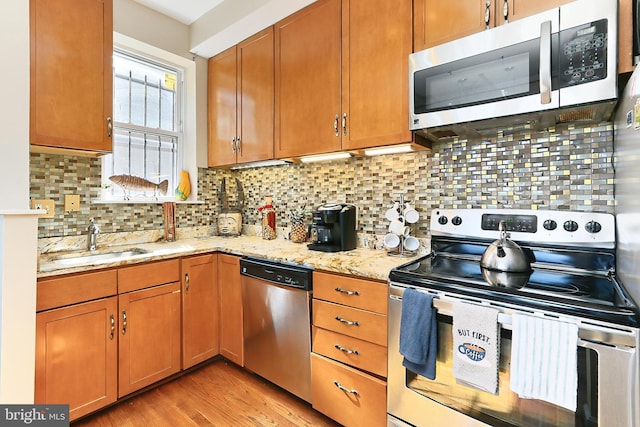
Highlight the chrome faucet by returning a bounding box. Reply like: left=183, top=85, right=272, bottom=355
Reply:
left=87, top=218, right=100, bottom=251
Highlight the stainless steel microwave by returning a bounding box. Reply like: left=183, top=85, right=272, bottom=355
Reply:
left=409, top=0, right=618, bottom=140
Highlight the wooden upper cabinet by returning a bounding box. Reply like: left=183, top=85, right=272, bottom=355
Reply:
left=275, top=0, right=342, bottom=158
left=30, top=0, right=113, bottom=152
left=208, top=28, right=274, bottom=167
left=618, top=0, right=634, bottom=74
left=502, top=0, right=573, bottom=24
left=208, top=47, right=238, bottom=167
left=414, top=0, right=493, bottom=52
left=341, top=0, right=412, bottom=150
left=414, top=0, right=572, bottom=51
left=275, top=0, right=412, bottom=157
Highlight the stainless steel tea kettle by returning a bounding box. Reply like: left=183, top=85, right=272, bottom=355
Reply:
left=480, top=220, right=532, bottom=288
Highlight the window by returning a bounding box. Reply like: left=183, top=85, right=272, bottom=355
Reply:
left=101, top=48, right=183, bottom=201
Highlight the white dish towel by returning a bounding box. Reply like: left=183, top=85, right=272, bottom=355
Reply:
left=510, top=313, right=579, bottom=412
left=452, top=301, right=500, bottom=394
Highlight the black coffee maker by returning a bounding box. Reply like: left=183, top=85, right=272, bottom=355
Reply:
left=308, top=204, right=357, bottom=252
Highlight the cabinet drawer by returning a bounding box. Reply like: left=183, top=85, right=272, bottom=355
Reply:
left=311, top=353, right=386, bottom=427
left=312, top=327, right=387, bottom=377
left=37, top=269, right=117, bottom=312
left=118, top=259, right=180, bottom=293
left=313, top=272, right=387, bottom=314
left=313, top=300, right=386, bottom=346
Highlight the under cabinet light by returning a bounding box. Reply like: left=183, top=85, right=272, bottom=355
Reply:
left=364, top=144, right=414, bottom=156
left=229, top=160, right=290, bottom=170
left=299, top=152, right=352, bottom=163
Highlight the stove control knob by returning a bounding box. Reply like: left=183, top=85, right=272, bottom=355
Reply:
left=585, top=220, right=602, bottom=234
left=543, top=219, right=557, bottom=231
left=563, top=220, right=579, bottom=233
left=452, top=216, right=462, bottom=226
left=438, top=216, right=448, bottom=225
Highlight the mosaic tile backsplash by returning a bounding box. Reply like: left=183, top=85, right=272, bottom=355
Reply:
left=30, top=123, right=615, bottom=240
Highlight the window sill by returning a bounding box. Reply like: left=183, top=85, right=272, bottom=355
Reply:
left=91, top=199, right=204, bottom=205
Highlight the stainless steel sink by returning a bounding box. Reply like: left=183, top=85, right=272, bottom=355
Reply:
left=51, top=248, right=149, bottom=267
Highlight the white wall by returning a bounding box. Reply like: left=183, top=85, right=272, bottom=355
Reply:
left=1, top=1, right=30, bottom=209
left=0, top=0, right=38, bottom=404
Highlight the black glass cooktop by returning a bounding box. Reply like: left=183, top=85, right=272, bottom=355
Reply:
left=389, top=239, right=640, bottom=327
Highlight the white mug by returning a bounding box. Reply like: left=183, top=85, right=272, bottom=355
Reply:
left=385, top=202, right=400, bottom=221
left=404, top=203, right=419, bottom=224
left=388, top=218, right=405, bottom=235
left=403, top=236, right=419, bottom=251
left=383, top=233, right=400, bottom=249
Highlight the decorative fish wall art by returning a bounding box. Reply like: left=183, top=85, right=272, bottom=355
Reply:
left=109, top=175, right=169, bottom=200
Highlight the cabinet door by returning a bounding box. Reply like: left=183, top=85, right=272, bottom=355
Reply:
left=182, top=254, right=219, bottom=369
left=208, top=47, right=238, bottom=167
left=118, top=282, right=181, bottom=397
left=237, top=28, right=275, bottom=164
left=414, top=0, right=492, bottom=52
left=35, top=297, right=118, bottom=421
left=218, top=254, right=244, bottom=366
left=340, top=0, right=412, bottom=150
left=501, top=0, right=572, bottom=25
left=275, top=0, right=342, bottom=158
left=30, top=0, right=113, bottom=152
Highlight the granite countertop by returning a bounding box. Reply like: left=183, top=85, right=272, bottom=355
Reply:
left=38, top=235, right=421, bottom=282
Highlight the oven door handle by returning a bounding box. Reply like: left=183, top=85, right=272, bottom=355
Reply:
left=389, top=284, right=638, bottom=349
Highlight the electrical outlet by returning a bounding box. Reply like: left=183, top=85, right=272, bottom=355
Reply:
left=31, top=199, right=55, bottom=218
left=64, top=194, right=80, bottom=212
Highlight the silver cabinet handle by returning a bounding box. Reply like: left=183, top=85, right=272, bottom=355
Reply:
left=236, top=136, right=241, bottom=154
left=342, top=112, right=347, bottom=136
left=231, top=137, right=237, bottom=153
left=185, top=272, right=190, bottom=293
left=334, top=381, right=359, bottom=396
left=107, top=117, right=112, bottom=138
left=109, top=314, right=115, bottom=340
left=335, top=287, right=359, bottom=296
left=121, top=310, right=127, bottom=335
left=334, top=114, right=339, bottom=137
left=335, top=316, right=359, bottom=326
left=334, top=344, right=359, bottom=355
left=503, top=0, right=509, bottom=23
left=539, top=20, right=552, bottom=104
left=485, top=1, right=491, bottom=29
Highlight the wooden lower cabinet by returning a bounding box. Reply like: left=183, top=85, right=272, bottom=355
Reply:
left=117, top=281, right=182, bottom=397
left=35, top=297, right=118, bottom=421
left=311, top=353, right=386, bottom=427
left=182, top=254, right=219, bottom=369
left=218, top=254, right=244, bottom=366
left=311, top=272, right=388, bottom=426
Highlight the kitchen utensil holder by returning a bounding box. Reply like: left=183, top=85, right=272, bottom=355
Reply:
left=387, top=194, right=418, bottom=257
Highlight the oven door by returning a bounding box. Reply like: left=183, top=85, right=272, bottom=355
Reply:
left=387, top=283, right=640, bottom=427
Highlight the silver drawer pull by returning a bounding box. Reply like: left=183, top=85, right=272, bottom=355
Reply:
left=334, top=381, right=359, bottom=396
left=335, top=316, right=359, bottom=326
left=334, top=344, right=359, bottom=355
left=335, top=287, right=359, bottom=296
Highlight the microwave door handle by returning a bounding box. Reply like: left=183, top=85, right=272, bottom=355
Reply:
left=539, top=20, right=552, bottom=104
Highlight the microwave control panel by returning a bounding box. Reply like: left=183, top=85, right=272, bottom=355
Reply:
left=559, top=19, right=608, bottom=87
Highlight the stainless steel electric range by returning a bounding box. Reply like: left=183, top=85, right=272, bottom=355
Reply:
left=387, top=209, right=640, bottom=427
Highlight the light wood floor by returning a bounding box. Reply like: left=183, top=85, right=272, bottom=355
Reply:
left=73, top=359, right=341, bottom=426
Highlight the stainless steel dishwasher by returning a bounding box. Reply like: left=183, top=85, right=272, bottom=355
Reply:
left=240, top=257, right=313, bottom=403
